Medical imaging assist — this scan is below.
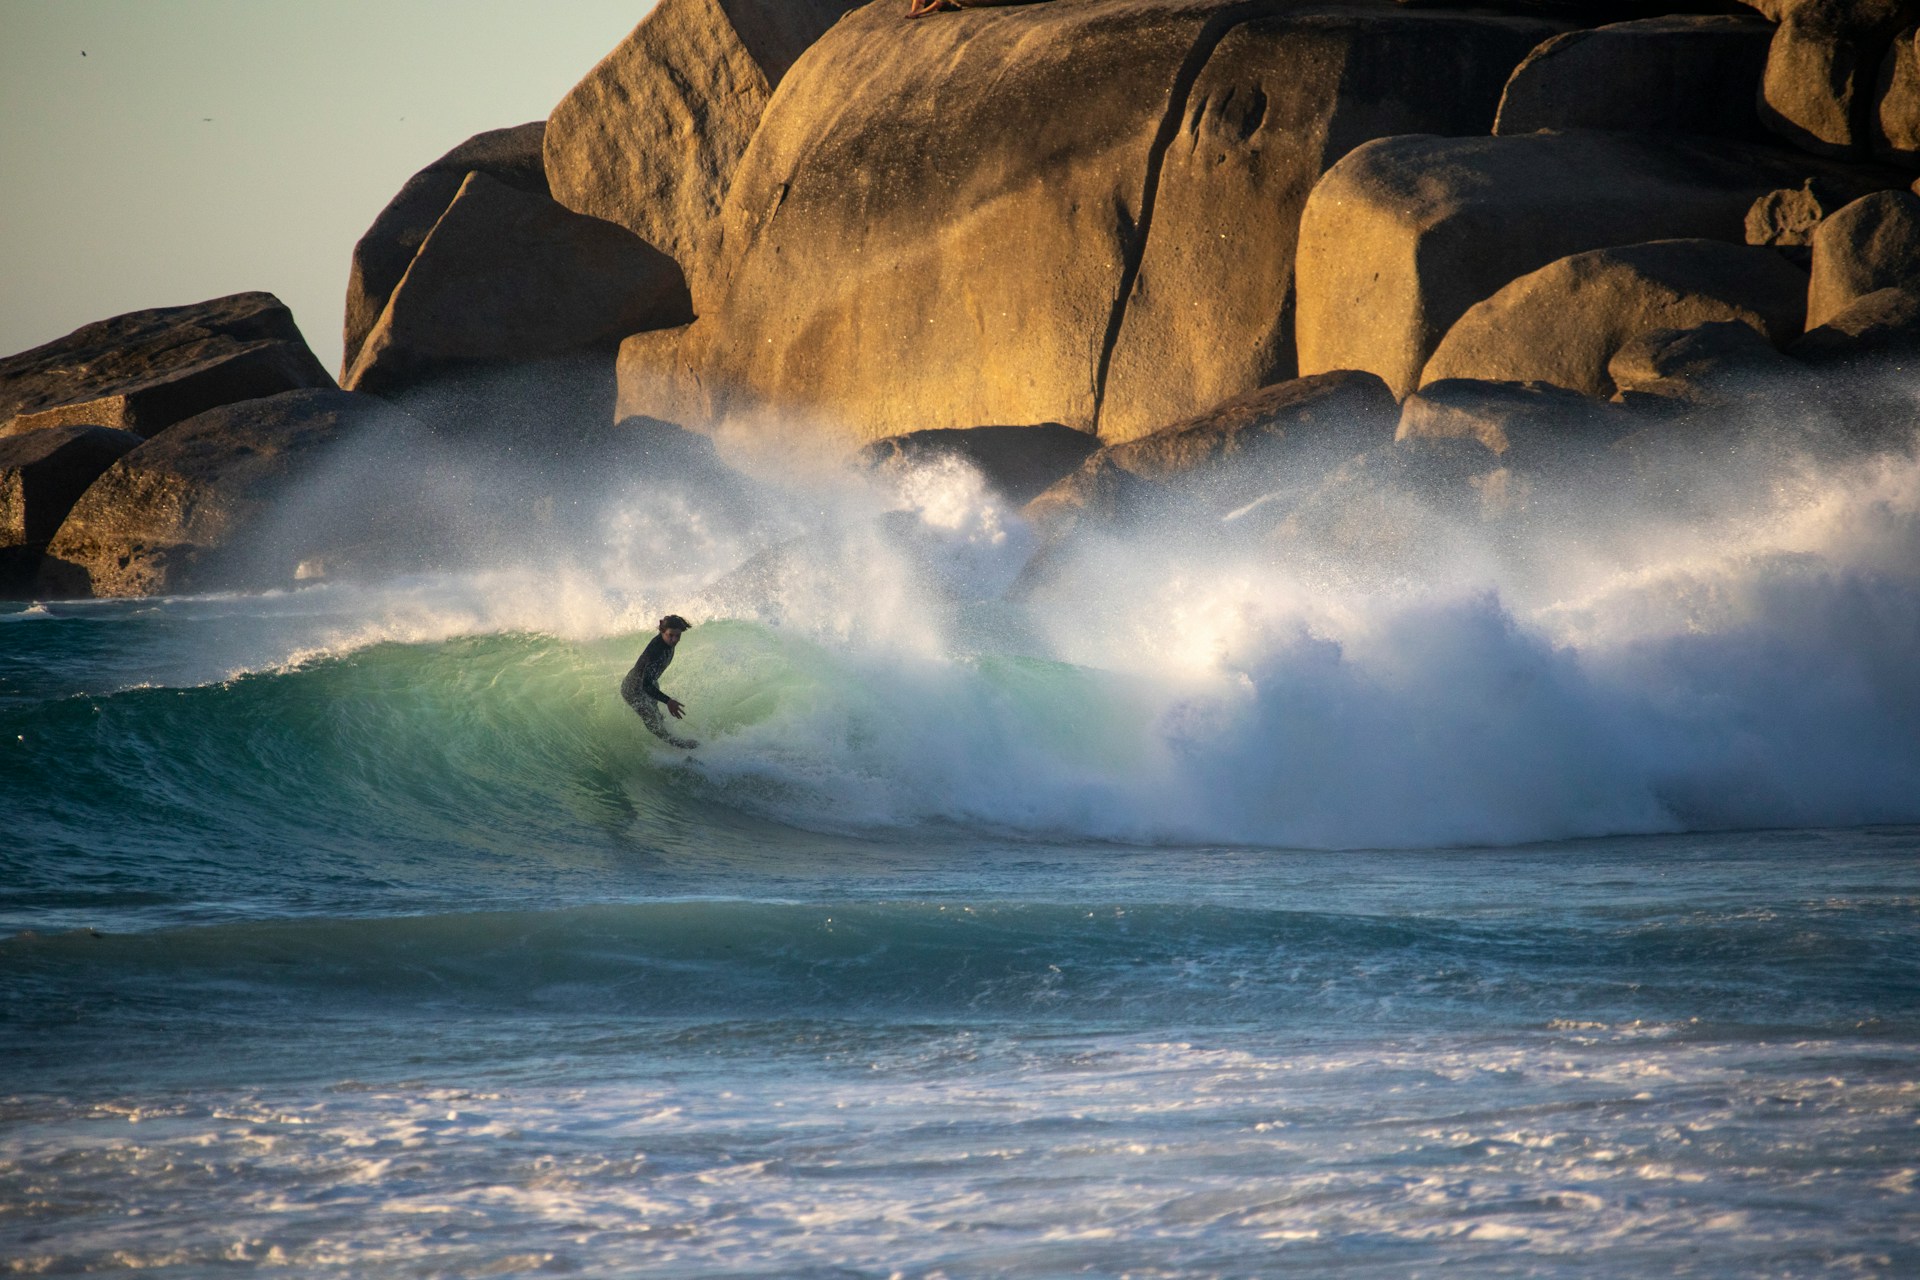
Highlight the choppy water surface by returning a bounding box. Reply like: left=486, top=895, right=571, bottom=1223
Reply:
left=5, top=429, right=1920, bottom=1275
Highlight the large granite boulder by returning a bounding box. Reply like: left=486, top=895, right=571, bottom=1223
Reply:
left=860, top=424, right=1100, bottom=505
left=1025, top=370, right=1395, bottom=527
left=543, top=0, right=859, bottom=303
left=341, top=122, right=548, bottom=379
left=1759, top=0, right=1919, bottom=157
left=624, top=0, right=1566, bottom=448
left=41, top=389, right=409, bottom=598
left=1874, top=25, right=1920, bottom=164
left=1295, top=130, right=1885, bottom=396
left=0, top=293, right=334, bottom=439
left=1493, top=15, right=1775, bottom=139
left=343, top=173, right=692, bottom=395
left=0, top=425, right=142, bottom=594
left=1806, top=187, right=1920, bottom=324
left=1095, top=6, right=1563, bottom=442
left=1422, top=239, right=1809, bottom=396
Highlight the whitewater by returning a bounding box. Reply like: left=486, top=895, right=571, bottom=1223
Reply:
left=4, top=403, right=1919, bottom=1275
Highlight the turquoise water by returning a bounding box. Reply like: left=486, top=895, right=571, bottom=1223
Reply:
left=5, top=438, right=1920, bottom=1275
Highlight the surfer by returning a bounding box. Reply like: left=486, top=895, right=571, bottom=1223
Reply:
left=622, top=614, right=697, bottom=749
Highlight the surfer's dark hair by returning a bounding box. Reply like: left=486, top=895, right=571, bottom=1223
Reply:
left=658, top=615, right=692, bottom=632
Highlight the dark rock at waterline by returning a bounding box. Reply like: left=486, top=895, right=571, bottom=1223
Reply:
left=860, top=425, right=1100, bottom=506
left=630, top=0, right=1566, bottom=445
left=0, top=293, right=334, bottom=439
left=543, top=0, right=859, bottom=307
left=0, top=425, right=143, bottom=596
left=1421, top=239, right=1809, bottom=396
left=341, top=121, right=549, bottom=378
left=1025, top=370, right=1396, bottom=529
left=343, top=173, right=692, bottom=396
left=1792, top=283, right=1920, bottom=360
left=1608, top=319, right=1806, bottom=406
left=1397, top=378, right=1630, bottom=455
left=40, top=388, right=415, bottom=599
left=1295, top=129, right=1894, bottom=396
left=1493, top=15, right=1775, bottom=139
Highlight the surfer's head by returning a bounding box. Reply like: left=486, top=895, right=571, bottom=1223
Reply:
left=658, top=614, right=692, bottom=645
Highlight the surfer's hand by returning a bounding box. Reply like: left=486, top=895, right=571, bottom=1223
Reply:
left=666, top=699, right=686, bottom=719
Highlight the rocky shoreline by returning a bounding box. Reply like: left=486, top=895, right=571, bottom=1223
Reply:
left=6, top=0, right=1920, bottom=600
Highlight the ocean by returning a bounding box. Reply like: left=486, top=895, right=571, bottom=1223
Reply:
left=4, top=430, right=1919, bottom=1275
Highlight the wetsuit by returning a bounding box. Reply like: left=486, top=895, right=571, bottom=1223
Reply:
left=621, top=635, right=679, bottom=740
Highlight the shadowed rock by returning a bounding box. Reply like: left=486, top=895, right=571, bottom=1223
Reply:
left=1746, top=176, right=1855, bottom=244
left=341, top=122, right=548, bottom=379
left=1397, top=379, right=1628, bottom=455
left=1806, top=187, right=1920, bottom=324
left=41, top=388, right=411, bottom=598
left=1025, top=370, right=1396, bottom=528
left=628, top=0, right=1567, bottom=448
left=1792, top=283, right=1920, bottom=359
left=1874, top=25, right=1920, bottom=165
left=1, top=293, right=334, bottom=438
left=1422, top=239, right=1808, bottom=396
left=1295, top=130, right=1884, bottom=396
left=1608, top=319, right=1805, bottom=406
left=861, top=425, right=1100, bottom=505
left=1494, top=15, right=1774, bottom=139
left=1759, top=0, right=1918, bottom=157
left=0, top=425, right=142, bottom=594
left=543, top=0, right=859, bottom=304
left=344, top=173, right=692, bottom=396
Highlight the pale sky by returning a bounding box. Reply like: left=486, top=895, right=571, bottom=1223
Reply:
left=1, top=0, right=655, bottom=377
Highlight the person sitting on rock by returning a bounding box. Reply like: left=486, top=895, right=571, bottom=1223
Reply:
left=622, top=614, right=697, bottom=748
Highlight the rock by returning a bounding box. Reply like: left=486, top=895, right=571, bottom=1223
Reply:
left=1791, top=283, right=1920, bottom=359
left=543, top=0, right=859, bottom=302
left=1874, top=25, right=1920, bottom=164
left=0, top=293, right=334, bottom=438
left=1760, top=0, right=1919, bottom=158
left=635, top=1, right=1567, bottom=448
left=1295, top=130, right=1882, bottom=396
left=1422, top=239, right=1809, bottom=396
left=1397, top=378, right=1625, bottom=454
left=1493, top=15, right=1775, bottom=139
left=1746, top=176, right=1854, bottom=244
left=1096, top=6, right=1564, bottom=442
left=41, top=388, right=409, bottom=598
left=860, top=424, right=1100, bottom=505
left=1607, top=319, right=1805, bottom=405
left=0, top=425, right=142, bottom=594
left=343, top=173, right=692, bottom=395
left=1806, top=188, right=1920, bottom=324
left=342, top=122, right=548, bottom=379
left=1025, top=370, right=1396, bottom=527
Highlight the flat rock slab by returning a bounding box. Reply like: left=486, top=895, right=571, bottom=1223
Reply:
left=1608, top=319, right=1805, bottom=406
left=1026, top=369, right=1396, bottom=528
left=342, top=122, right=549, bottom=378
left=1397, top=378, right=1625, bottom=455
left=1295, top=130, right=1888, bottom=397
left=43, top=388, right=409, bottom=598
left=0, top=292, right=334, bottom=438
left=1494, top=15, right=1775, bottom=139
left=1422, top=238, right=1809, bottom=396
left=344, top=173, right=692, bottom=395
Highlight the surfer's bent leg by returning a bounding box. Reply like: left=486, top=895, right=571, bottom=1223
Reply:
left=621, top=669, right=675, bottom=741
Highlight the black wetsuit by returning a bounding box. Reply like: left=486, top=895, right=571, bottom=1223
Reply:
left=621, top=635, right=679, bottom=738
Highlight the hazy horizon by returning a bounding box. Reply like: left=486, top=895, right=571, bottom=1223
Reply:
left=1, top=0, right=656, bottom=378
